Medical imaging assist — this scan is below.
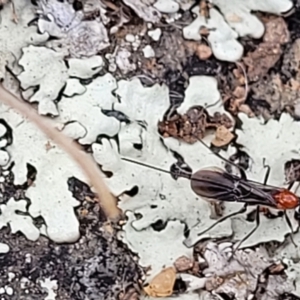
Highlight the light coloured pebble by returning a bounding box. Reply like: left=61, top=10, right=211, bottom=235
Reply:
left=0, top=150, right=9, bottom=166
left=0, top=139, right=7, bottom=148
left=108, top=62, right=117, bottom=73
left=180, top=274, right=207, bottom=292
left=0, top=288, right=4, bottom=294
left=142, top=45, right=155, bottom=58
left=154, top=0, right=179, bottom=13
left=132, top=41, right=140, bottom=51
left=25, top=253, right=32, bottom=264
left=8, top=272, right=15, bottom=281
left=198, top=256, right=206, bottom=264
left=5, top=287, right=13, bottom=296
left=282, top=258, right=290, bottom=265
left=218, top=242, right=232, bottom=251
left=148, top=28, right=162, bottom=41
left=0, top=124, right=6, bottom=137
left=125, top=34, right=135, bottom=43
left=166, top=13, right=181, bottom=23
left=0, top=177, right=4, bottom=183
left=110, top=26, right=118, bottom=34
left=20, top=277, right=30, bottom=289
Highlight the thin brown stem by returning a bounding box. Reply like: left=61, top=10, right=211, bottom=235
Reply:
left=0, top=84, right=121, bottom=220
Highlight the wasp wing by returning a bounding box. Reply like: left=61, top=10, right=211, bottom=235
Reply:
left=190, top=168, right=279, bottom=208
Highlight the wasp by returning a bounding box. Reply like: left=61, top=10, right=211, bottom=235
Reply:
left=121, top=139, right=300, bottom=252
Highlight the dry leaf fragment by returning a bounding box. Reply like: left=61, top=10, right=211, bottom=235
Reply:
left=238, top=104, right=255, bottom=117
left=185, top=41, right=212, bottom=60
left=119, top=287, right=140, bottom=300
left=79, top=208, right=89, bottom=217
left=284, top=159, right=300, bottom=183
left=174, top=256, right=194, bottom=272
left=199, top=0, right=210, bottom=19
left=144, top=267, right=176, bottom=297
left=243, top=43, right=282, bottom=82
left=263, top=17, right=290, bottom=45
left=159, top=106, right=233, bottom=144
left=232, top=86, right=245, bottom=99
left=205, top=275, right=224, bottom=291
left=210, top=112, right=233, bottom=129
left=195, top=44, right=212, bottom=60
left=199, top=26, right=210, bottom=36
left=211, top=125, right=234, bottom=147
left=243, top=17, right=289, bottom=82
left=228, top=88, right=254, bottom=117
left=233, top=67, right=246, bottom=86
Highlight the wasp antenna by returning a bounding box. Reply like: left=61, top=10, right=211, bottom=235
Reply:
left=197, top=138, right=247, bottom=180
left=121, top=157, right=171, bottom=175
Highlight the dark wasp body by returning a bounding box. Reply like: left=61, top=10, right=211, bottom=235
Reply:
left=121, top=140, right=300, bottom=251
left=190, top=167, right=299, bottom=210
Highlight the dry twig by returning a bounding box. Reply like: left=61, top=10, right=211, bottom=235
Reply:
left=0, top=84, right=121, bottom=220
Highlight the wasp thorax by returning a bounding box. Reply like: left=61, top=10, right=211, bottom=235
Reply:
left=170, top=162, right=192, bottom=180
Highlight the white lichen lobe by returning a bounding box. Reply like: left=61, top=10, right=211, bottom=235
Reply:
left=183, top=0, right=293, bottom=62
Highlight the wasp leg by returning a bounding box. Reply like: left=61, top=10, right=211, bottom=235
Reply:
left=188, top=0, right=201, bottom=13
left=232, top=205, right=260, bottom=256
left=197, top=204, right=247, bottom=236
left=287, top=181, right=295, bottom=190
left=294, top=182, right=300, bottom=194
left=183, top=204, right=248, bottom=248
left=209, top=201, right=224, bottom=219
left=260, top=206, right=283, bottom=219
left=262, top=158, right=271, bottom=185
left=295, top=206, right=300, bottom=221
left=287, top=180, right=298, bottom=242
left=284, top=210, right=297, bottom=248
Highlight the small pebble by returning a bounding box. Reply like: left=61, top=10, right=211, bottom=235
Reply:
left=25, top=253, right=32, bottom=264
left=148, top=28, right=162, bottom=41
left=0, top=243, right=9, bottom=254
left=196, top=44, right=212, bottom=60
left=0, top=124, right=6, bottom=137
left=154, top=0, right=179, bottom=13
left=0, top=150, right=9, bottom=166
left=0, top=139, right=7, bottom=148
left=20, top=277, right=29, bottom=289
left=132, top=40, right=141, bottom=51
left=142, top=45, right=155, bottom=58
left=5, top=287, right=13, bottom=296
left=125, top=34, right=135, bottom=43
left=8, top=272, right=15, bottom=281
